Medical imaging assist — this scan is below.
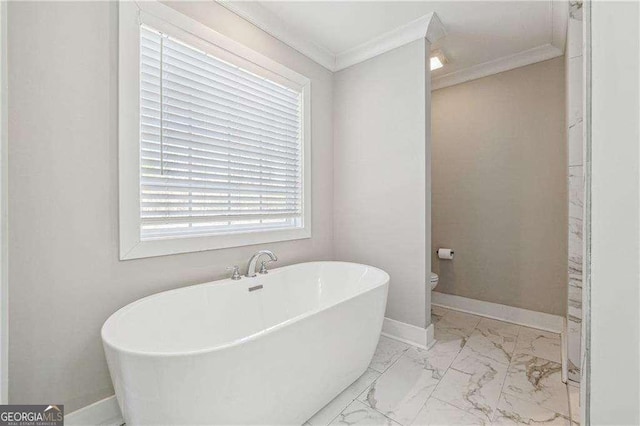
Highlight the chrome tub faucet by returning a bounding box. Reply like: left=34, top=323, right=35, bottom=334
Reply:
left=246, top=250, right=278, bottom=277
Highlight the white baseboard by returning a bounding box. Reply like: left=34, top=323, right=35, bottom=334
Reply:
left=431, top=291, right=564, bottom=333
left=65, top=395, right=123, bottom=426
left=381, top=317, right=434, bottom=349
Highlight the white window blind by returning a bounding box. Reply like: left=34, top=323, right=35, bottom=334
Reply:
left=139, top=26, right=303, bottom=240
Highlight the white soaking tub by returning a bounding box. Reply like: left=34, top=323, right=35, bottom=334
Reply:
left=102, top=261, right=389, bottom=425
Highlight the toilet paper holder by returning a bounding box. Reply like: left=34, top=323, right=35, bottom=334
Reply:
left=436, top=248, right=455, bottom=259
left=435, top=249, right=454, bottom=255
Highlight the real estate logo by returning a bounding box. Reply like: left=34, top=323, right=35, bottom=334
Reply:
left=0, top=405, right=63, bottom=426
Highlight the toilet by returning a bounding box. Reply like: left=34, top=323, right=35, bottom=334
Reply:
left=430, top=272, right=439, bottom=290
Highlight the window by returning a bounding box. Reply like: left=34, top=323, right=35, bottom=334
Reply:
left=119, top=2, right=311, bottom=260
left=139, top=27, right=303, bottom=239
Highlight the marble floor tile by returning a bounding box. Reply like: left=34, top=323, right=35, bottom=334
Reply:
left=431, top=351, right=508, bottom=422
left=433, top=327, right=467, bottom=352
left=411, top=397, right=487, bottom=426
left=358, top=348, right=443, bottom=425
left=502, top=354, right=569, bottom=416
left=567, top=384, right=580, bottom=424
left=369, top=336, right=411, bottom=373
left=312, top=312, right=570, bottom=426
left=456, top=327, right=517, bottom=366
left=330, top=401, right=400, bottom=426
left=307, top=369, right=381, bottom=426
left=492, top=394, right=571, bottom=425
left=434, top=311, right=482, bottom=352
left=406, top=341, right=462, bottom=380
left=514, top=327, right=561, bottom=363
left=438, top=311, right=482, bottom=337
left=432, top=305, right=452, bottom=318
left=476, top=318, right=520, bottom=338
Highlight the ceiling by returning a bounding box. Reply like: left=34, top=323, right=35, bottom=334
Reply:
left=222, top=1, right=567, bottom=86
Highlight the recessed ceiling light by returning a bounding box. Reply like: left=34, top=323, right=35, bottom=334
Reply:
left=430, top=49, right=448, bottom=71
left=430, top=56, right=444, bottom=70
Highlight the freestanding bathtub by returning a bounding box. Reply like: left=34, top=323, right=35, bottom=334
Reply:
left=102, top=261, right=389, bottom=425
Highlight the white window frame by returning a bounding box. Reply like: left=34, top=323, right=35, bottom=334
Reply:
left=119, top=1, right=311, bottom=260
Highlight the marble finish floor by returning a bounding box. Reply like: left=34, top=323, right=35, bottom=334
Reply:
left=305, top=307, right=578, bottom=426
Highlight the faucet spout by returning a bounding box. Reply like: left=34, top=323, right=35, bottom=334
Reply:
left=246, top=250, right=278, bottom=277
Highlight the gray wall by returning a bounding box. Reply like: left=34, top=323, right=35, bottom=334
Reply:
left=431, top=57, right=567, bottom=315
left=333, top=40, right=431, bottom=328
left=7, top=1, right=334, bottom=411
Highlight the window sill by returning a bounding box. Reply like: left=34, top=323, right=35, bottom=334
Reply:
left=120, top=226, right=311, bottom=260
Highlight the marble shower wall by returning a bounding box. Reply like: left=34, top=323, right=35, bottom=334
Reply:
left=566, top=2, right=584, bottom=384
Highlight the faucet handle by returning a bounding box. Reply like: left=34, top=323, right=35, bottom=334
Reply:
left=226, top=265, right=242, bottom=280
left=258, top=260, right=274, bottom=274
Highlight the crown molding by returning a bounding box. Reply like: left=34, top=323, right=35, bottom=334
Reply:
left=431, top=43, right=563, bottom=91
left=425, top=13, right=447, bottom=46
left=334, top=12, right=446, bottom=71
left=217, top=0, right=336, bottom=71
left=216, top=1, right=565, bottom=83
left=216, top=1, right=445, bottom=72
